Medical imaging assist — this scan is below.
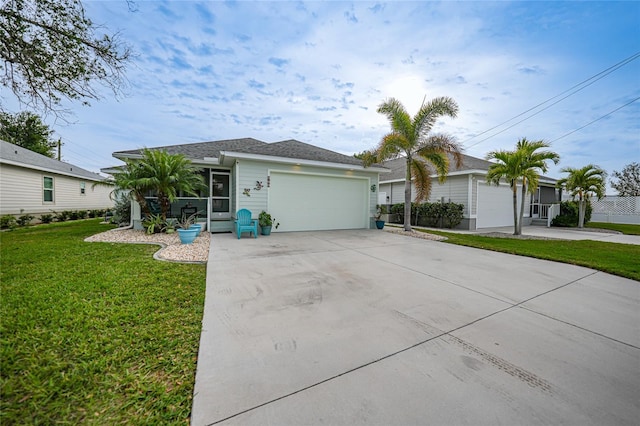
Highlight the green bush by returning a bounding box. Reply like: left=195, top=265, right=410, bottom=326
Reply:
left=69, top=210, right=87, bottom=220
left=552, top=200, right=593, bottom=227
left=111, top=194, right=130, bottom=226
left=40, top=214, right=54, bottom=224
left=442, top=202, right=464, bottom=228
left=53, top=210, right=71, bottom=222
left=16, top=214, right=35, bottom=226
left=1, top=215, right=17, bottom=229
left=387, top=201, right=464, bottom=228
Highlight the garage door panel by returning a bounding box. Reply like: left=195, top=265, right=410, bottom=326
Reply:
left=477, top=183, right=521, bottom=229
left=270, top=173, right=368, bottom=232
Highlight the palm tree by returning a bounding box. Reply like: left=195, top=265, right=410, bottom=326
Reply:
left=556, top=164, right=606, bottom=228
left=486, top=138, right=559, bottom=235
left=136, top=148, right=207, bottom=220
left=364, top=97, right=463, bottom=231
left=98, top=149, right=207, bottom=221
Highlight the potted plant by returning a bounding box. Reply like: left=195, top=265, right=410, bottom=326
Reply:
left=177, top=212, right=199, bottom=244
left=375, top=205, right=387, bottom=229
left=258, top=211, right=279, bottom=235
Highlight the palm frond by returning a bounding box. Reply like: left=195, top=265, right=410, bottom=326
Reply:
left=411, top=158, right=432, bottom=203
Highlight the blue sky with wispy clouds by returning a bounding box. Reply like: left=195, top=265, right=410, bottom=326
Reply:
left=19, top=1, right=640, bottom=192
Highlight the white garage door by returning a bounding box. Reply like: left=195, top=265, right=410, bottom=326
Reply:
left=269, top=172, right=369, bottom=232
left=476, top=182, right=520, bottom=229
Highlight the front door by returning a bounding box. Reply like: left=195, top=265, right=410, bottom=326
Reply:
left=531, top=187, right=540, bottom=218
left=211, top=171, right=231, bottom=219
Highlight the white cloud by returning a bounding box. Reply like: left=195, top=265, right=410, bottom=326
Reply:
left=7, top=0, right=635, bottom=194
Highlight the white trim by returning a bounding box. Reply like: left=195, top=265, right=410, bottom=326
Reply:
left=221, top=150, right=389, bottom=173
left=467, top=174, right=473, bottom=217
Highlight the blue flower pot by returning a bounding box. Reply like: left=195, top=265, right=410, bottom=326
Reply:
left=189, top=223, right=202, bottom=234
left=177, top=228, right=198, bottom=244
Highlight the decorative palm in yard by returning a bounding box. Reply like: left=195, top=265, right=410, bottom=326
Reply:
left=101, top=148, right=207, bottom=220
left=486, top=138, right=560, bottom=235
left=363, top=97, right=463, bottom=231
left=556, top=164, right=606, bottom=228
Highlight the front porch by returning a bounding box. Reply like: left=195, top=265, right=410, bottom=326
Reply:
left=135, top=196, right=235, bottom=233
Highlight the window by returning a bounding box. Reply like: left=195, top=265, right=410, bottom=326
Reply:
left=80, top=182, right=86, bottom=195
left=43, top=176, right=54, bottom=202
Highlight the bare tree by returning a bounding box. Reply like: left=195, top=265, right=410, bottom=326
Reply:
left=1, top=0, right=132, bottom=116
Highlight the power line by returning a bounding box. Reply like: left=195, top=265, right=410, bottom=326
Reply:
left=463, top=51, right=640, bottom=148
left=549, top=96, right=640, bottom=143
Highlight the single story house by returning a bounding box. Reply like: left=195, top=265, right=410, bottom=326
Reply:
left=378, top=154, right=560, bottom=230
left=108, top=138, right=388, bottom=233
left=0, top=139, right=113, bottom=217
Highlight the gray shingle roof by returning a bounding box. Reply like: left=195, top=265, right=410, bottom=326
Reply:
left=113, top=138, right=267, bottom=160
left=113, top=138, right=366, bottom=167
left=0, top=139, right=104, bottom=181
left=381, top=153, right=495, bottom=181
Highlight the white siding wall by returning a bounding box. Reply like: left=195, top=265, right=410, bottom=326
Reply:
left=381, top=176, right=471, bottom=216
left=0, top=164, right=113, bottom=215
left=235, top=159, right=379, bottom=220
left=426, top=175, right=469, bottom=215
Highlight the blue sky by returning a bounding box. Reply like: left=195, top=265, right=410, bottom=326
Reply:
left=18, top=1, right=640, bottom=192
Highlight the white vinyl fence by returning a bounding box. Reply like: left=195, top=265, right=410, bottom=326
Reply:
left=590, top=196, right=640, bottom=224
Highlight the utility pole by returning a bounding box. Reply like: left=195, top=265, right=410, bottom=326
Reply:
left=57, top=139, right=62, bottom=161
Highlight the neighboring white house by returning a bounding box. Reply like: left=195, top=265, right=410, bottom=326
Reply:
left=378, top=154, right=560, bottom=230
left=0, top=140, right=113, bottom=217
left=108, top=138, right=388, bottom=233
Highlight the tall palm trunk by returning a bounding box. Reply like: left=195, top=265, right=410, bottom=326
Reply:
left=519, top=181, right=527, bottom=235
left=511, top=181, right=519, bottom=235
left=578, top=194, right=586, bottom=228
left=404, top=156, right=412, bottom=231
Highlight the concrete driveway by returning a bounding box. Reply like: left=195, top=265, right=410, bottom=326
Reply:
left=192, top=230, right=639, bottom=425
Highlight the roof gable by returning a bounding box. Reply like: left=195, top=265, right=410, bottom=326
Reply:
left=0, top=140, right=104, bottom=181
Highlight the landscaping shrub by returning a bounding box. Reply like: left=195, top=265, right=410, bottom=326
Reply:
left=40, top=214, right=54, bottom=224
left=0, top=215, right=17, bottom=229
left=53, top=210, right=70, bottom=222
left=69, top=210, right=87, bottom=220
left=552, top=200, right=592, bottom=227
left=16, top=214, right=35, bottom=227
left=390, top=203, right=404, bottom=223
left=111, top=194, right=130, bottom=226
left=442, top=202, right=464, bottom=228
left=386, top=201, right=464, bottom=228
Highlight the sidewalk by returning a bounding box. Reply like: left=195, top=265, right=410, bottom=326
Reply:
left=407, top=224, right=640, bottom=245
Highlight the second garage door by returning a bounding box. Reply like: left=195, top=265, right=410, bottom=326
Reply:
left=269, top=172, right=369, bottom=232
left=476, top=182, right=522, bottom=229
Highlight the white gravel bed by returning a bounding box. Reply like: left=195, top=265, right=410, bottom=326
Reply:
left=383, top=226, right=447, bottom=241
left=85, top=227, right=210, bottom=263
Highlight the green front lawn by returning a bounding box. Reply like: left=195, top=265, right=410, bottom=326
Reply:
left=0, top=220, right=206, bottom=424
left=587, top=222, right=640, bottom=235
left=422, top=229, right=640, bottom=281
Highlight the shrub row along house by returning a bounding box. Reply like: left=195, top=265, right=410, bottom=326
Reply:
left=0, top=140, right=113, bottom=218
left=378, top=153, right=560, bottom=230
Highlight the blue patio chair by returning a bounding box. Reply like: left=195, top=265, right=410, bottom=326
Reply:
left=235, top=209, right=258, bottom=239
